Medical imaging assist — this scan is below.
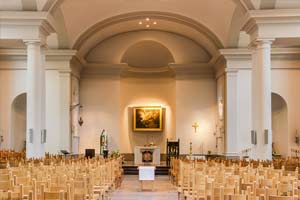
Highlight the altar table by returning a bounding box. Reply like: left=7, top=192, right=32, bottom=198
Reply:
left=138, top=166, right=155, bottom=191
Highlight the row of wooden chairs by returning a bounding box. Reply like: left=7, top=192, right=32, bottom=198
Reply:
left=170, top=158, right=300, bottom=200
left=0, top=155, right=123, bottom=200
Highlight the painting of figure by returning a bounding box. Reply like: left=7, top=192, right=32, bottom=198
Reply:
left=133, top=107, right=163, bottom=131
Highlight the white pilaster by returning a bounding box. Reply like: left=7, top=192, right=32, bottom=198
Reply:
left=25, top=40, right=45, bottom=158
left=71, top=76, right=80, bottom=154
left=224, top=70, right=239, bottom=157
left=59, top=71, right=71, bottom=152
left=251, top=39, right=273, bottom=160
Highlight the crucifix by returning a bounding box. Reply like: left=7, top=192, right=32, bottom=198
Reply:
left=192, top=122, right=199, bottom=133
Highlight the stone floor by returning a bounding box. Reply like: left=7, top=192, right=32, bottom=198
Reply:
left=111, top=175, right=178, bottom=200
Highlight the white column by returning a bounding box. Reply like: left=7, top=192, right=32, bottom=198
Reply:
left=224, top=70, right=239, bottom=157
left=25, top=40, right=46, bottom=158
left=59, top=71, right=71, bottom=152
left=251, top=39, right=273, bottom=160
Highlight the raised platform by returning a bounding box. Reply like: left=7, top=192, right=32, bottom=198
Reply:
left=122, top=165, right=169, bottom=175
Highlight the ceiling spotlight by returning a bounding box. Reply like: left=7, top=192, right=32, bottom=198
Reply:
left=139, top=21, right=142, bottom=25
left=146, top=17, right=150, bottom=21
left=153, top=21, right=157, bottom=25
left=146, top=25, right=150, bottom=28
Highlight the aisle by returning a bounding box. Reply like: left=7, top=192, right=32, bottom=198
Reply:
left=111, top=175, right=178, bottom=200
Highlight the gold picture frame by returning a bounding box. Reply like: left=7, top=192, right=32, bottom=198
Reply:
left=133, top=106, right=163, bottom=131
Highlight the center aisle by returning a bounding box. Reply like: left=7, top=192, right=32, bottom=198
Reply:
left=111, top=175, right=178, bottom=200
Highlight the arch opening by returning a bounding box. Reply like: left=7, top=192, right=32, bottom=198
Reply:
left=271, top=93, right=288, bottom=157
left=11, top=93, right=27, bottom=152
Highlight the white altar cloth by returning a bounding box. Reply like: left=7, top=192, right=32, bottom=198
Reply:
left=138, top=166, right=155, bottom=181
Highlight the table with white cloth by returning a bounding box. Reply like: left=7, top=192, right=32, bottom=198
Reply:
left=138, top=166, right=156, bottom=191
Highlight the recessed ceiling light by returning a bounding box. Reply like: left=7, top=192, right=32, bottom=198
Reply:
left=139, top=21, right=142, bottom=25
left=146, top=25, right=150, bottom=28
left=146, top=18, right=150, bottom=21
left=153, top=21, right=157, bottom=25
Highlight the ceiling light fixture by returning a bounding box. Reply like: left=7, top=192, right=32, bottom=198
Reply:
left=153, top=21, right=157, bottom=25
left=146, top=25, right=150, bottom=28
left=146, top=17, right=150, bottom=21
left=139, top=21, right=142, bottom=25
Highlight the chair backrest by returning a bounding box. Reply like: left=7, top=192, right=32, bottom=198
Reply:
left=268, top=196, right=294, bottom=200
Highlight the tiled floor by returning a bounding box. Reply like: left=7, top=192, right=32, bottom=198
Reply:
left=111, top=175, right=178, bottom=200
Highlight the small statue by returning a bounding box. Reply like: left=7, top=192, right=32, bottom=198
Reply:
left=100, top=129, right=108, bottom=156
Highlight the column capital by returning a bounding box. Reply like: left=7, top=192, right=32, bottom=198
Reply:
left=23, top=40, right=49, bottom=49
left=23, top=39, right=42, bottom=46
left=248, top=38, right=275, bottom=49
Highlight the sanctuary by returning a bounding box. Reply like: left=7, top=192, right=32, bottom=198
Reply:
left=1, top=0, right=300, bottom=163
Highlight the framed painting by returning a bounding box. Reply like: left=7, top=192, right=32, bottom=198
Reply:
left=133, top=106, right=163, bottom=131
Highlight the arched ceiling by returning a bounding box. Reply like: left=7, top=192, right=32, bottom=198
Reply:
left=74, top=11, right=223, bottom=63
left=50, top=0, right=247, bottom=51
left=86, top=30, right=210, bottom=65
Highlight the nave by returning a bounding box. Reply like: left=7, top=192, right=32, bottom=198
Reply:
left=1, top=150, right=300, bottom=199
left=111, top=175, right=177, bottom=200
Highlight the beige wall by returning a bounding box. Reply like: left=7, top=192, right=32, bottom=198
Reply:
left=271, top=68, right=300, bottom=156
left=272, top=93, right=288, bottom=157
left=79, top=75, right=218, bottom=154
left=120, top=77, right=176, bottom=153
left=11, top=93, right=26, bottom=152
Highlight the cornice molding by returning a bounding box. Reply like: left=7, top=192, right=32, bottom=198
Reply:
left=0, top=11, right=55, bottom=42
left=0, top=48, right=76, bottom=60
left=220, top=47, right=300, bottom=59
left=0, top=48, right=77, bottom=71
left=242, top=9, right=300, bottom=41
left=170, top=63, right=215, bottom=79
left=81, top=62, right=215, bottom=79
left=217, top=47, right=300, bottom=71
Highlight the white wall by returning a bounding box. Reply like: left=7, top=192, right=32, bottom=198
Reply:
left=45, top=70, right=61, bottom=154
left=0, top=59, right=71, bottom=154
left=230, top=62, right=300, bottom=158
left=237, top=70, right=252, bottom=154
left=272, top=93, right=288, bottom=157
left=0, top=66, right=27, bottom=149
left=175, top=78, right=217, bottom=154
left=271, top=67, right=300, bottom=156
left=79, top=76, right=121, bottom=154
left=11, top=93, right=26, bottom=152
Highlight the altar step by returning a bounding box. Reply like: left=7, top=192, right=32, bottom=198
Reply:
left=122, top=165, right=170, bottom=175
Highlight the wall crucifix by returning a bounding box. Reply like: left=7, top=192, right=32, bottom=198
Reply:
left=192, top=122, right=199, bottom=133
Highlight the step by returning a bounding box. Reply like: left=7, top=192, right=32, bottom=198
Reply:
left=122, top=165, right=170, bottom=175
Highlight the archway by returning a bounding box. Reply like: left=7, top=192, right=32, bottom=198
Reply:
left=272, top=93, right=288, bottom=157
left=11, top=93, right=27, bottom=152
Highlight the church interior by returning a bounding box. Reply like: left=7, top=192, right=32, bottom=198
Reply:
left=1, top=0, right=300, bottom=199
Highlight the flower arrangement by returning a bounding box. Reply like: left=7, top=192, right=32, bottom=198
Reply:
left=110, top=150, right=120, bottom=158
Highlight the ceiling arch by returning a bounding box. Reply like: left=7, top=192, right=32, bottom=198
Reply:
left=72, top=11, right=224, bottom=63
left=86, top=30, right=211, bottom=64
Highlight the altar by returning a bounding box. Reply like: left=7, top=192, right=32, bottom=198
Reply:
left=134, top=146, right=160, bottom=165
